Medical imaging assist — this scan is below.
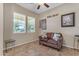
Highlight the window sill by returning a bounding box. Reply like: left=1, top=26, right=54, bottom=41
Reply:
left=13, top=32, right=26, bottom=34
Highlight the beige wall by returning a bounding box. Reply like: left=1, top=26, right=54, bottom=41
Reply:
left=12, top=4, right=39, bottom=47
left=4, top=3, right=79, bottom=49
left=39, top=3, right=79, bottom=48
left=0, top=3, right=3, bottom=55
left=3, top=4, right=39, bottom=49
left=3, top=4, right=14, bottom=48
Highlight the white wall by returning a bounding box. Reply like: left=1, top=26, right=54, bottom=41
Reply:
left=3, top=4, right=39, bottom=49
left=0, top=3, right=3, bottom=55
left=39, top=3, right=79, bottom=49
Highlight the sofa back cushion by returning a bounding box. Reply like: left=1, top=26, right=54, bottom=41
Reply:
left=46, top=32, right=53, bottom=39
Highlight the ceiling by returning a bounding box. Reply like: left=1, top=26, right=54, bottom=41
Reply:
left=17, top=3, right=63, bottom=14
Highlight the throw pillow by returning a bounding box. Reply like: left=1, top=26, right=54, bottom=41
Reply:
left=41, top=34, right=47, bottom=38
left=53, top=33, right=61, bottom=41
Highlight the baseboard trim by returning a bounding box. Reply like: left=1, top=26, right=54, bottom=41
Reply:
left=4, top=39, right=38, bottom=51
left=4, top=40, right=79, bottom=51
left=63, top=44, right=79, bottom=49
left=63, top=45, right=73, bottom=48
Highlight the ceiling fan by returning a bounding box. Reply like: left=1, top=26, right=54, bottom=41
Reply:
left=37, top=3, right=49, bottom=10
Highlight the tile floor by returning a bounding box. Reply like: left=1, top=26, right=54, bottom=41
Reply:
left=4, top=41, right=79, bottom=56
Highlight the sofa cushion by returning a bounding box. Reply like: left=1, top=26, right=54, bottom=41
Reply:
left=46, top=32, right=52, bottom=39
left=47, top=39, right=57, bottom=45
left=53, top=33, right=61, bottom=41
left=40, top=37, right=48, bottom=42
left=41, top=34, right=47, bottom=38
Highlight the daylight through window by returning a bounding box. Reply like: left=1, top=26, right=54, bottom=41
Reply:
left=27, top=16, right=35, bottom=32
left=13, top=13, right=26, bottom=33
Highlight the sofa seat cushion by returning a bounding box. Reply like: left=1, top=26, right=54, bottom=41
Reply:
left=47, top=39, right=57, bottom=45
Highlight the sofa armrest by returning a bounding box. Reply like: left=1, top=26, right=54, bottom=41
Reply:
left=58, top=37, right=63, bottom=43
left=39, top=36, right=48, bottom=43
left=39, top=36, right=42, bottom=40
left=57, top=37, right=63, bottom=49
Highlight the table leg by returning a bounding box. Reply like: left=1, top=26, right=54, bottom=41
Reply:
left=73, top=37, right=75, bottom=55
left=5, top=43, right=8, bottom=53
left=12, top=41, right=15, bottom=56
left=73, top=38, right=75, bottom=49
left=13, top=42, right=15, bottom=55
left=77, top=39, right=79, bottom=51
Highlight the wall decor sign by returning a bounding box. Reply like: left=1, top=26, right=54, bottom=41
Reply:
left=40, top=19, right=47, bottom=30
left=47, top=14, right=59, bottom=18
left=61, top=12, right=75, bottom=27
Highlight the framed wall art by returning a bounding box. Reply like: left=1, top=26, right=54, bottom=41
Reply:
left=40, top=19, right=47, bottom=30
left=61, top=12, right=75, bottom=27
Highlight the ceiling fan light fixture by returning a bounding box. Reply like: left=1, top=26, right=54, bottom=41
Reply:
left=37, top=5, right=40, bottom=9
left=44, top=3, right=49, bottom=8
left=37, top=3, right=49, bottom=10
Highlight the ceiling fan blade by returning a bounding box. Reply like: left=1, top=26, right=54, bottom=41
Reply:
left=37, top=5, right=40, bottom=9
left=44, top=3, right=49, bottom=8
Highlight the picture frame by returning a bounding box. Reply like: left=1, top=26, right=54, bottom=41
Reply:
left=40, top=19, right=47, bottom=30
left=61, top=12, right=75, bottom=27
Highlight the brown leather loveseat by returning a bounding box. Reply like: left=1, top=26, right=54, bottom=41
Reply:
left=39, top=32, right=63, bottom=51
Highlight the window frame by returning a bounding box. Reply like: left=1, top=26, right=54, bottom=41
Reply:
left=27, top=16, right=35, bottom=33
left=13, top=12, right=26, bottom=33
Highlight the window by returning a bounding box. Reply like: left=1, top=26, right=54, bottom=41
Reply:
left=13, top=12, right=26, bottom=33
left=27, top=16, right=35, bottom=32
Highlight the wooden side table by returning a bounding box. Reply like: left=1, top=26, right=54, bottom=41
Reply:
left=4, top=39, right=16, bottom=53
left=73, top=35, right=79, bottom=50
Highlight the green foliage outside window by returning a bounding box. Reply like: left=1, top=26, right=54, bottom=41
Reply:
left=27, top=16, right=35, bottom=32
